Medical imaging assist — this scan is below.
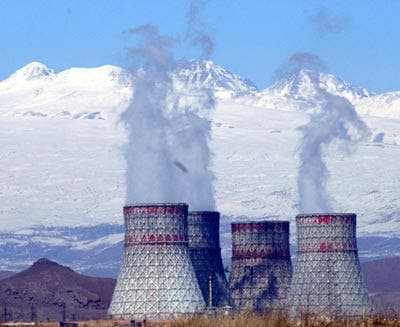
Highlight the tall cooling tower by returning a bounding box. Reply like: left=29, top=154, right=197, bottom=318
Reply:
left=229, top=221, right=292, bottom=312
left=287, top=213, right=371, bottom=318
left=188, top=211, right=231, bottom=308
left=108, top=203, right=205, bottom=320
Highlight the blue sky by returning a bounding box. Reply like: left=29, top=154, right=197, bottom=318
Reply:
left=0, top=0, right=399, bottom=93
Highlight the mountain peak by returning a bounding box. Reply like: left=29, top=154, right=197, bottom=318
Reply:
left=23, top=257, right=73, bottom=276
left=8, top=62, right=55, bottom=82
left=172, top=59, right=258, bottom=98
left=265, top=68, right=371, bottom=103
left=32, top=257, right=59, bottom=267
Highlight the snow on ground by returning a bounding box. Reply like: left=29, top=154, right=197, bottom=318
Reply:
left=1, top=99, right=400, bottom=241
left=212, top=101, right=400, bottom=238
left=0, top=117, right=125, bottom=231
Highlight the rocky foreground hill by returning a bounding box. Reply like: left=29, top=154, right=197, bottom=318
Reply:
left=0, top=258, right=115, bottom=321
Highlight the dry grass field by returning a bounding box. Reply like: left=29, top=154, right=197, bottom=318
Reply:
left=2, top=313, right=400, bottom=327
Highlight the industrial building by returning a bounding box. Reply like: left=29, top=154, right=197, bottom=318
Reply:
left=286, top=213, right=371, bottom=318
left=188, top=211, right=231, bottom=308
left=108, top=203, right=205, bottom=320
left=229, top=221, right=292, bottom=311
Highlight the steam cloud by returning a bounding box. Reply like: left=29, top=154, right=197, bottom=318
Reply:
left=122, top=5, right=216, bottom=210
left=310, top=7, right=349, bottom=36
left=297, top=89, right=370, bottom=213
left=186, top=1, right=214, bottom=59
left=274, top=52, right=327, bottom=80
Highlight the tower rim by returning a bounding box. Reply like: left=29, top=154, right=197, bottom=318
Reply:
left=124, top=202, right=188, bottom=207
left=189, top=210, right=219, bottom=215
left=296, top=212, right=356, bottom=217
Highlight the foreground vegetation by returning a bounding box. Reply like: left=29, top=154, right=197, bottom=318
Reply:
left=168, top=312, right=400, bottom=327
left=2, top=312, right=400, bottom=327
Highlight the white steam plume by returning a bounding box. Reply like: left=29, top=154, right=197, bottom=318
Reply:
left=122, top=19, right=216, bottom=210
left=186, top=1, right=214, bottom=59
left=297, top=89, right=370, bottom=213
left=309, top=7, right=350, bottom=36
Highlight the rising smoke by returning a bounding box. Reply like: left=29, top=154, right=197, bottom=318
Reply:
left=122, top=4, right=216, bottom=210
left=297, top=89, right=370, bottom=213
left=309, top=7, right=350, bottom=36
left=186, top=1, right=214, bottom=59
left=273, top=52, right=327, bottom=80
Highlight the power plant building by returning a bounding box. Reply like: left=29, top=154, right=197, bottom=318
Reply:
left=187, top=211, right=231, bottom=308
left=229, top=221, right=292, bottom=311
left=108, top=203, right=205, bottom=320
left=286, top=213, right=371, bottom=318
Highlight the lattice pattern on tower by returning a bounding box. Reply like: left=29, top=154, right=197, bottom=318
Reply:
left=108, top=203, right=205, bottom=320
left=188, top=211, right=232, bottom=308
left=286, top=213, right=371, bottom=318
left=229, top=221, right=292, bottom=312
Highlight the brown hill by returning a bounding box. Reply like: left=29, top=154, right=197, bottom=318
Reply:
left=0, top=258, right=116, bottom=322
left=361, top=256, right=400, bottom=311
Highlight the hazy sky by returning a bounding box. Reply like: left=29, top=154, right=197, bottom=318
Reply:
left=0, top=0, right=399, bottom=93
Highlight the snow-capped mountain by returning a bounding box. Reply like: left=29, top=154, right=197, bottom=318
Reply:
left=6, top=62, right=56, bottom=83
left=251, top=69, right=372, bottom=112
left=1, top=61, right=400, bottom=275
left=0, top=62, right=132, bottom=120
left=0, top=60, right=258, bottom=120
left=172, top=60, right=257, bottom=99
left=268, top=69, right=370, bottom=101
left=2, top=61, right=399, bottom=120
left=356, top=91, right=400, bottom=119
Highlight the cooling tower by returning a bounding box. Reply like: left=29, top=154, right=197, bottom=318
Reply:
left=108, top=203, right=205, bottom=320
left=286, top=213, right=371, bottom=318
left=229, top=221, right=292, bottom=312
left=188, top=211, right=231, bottom=308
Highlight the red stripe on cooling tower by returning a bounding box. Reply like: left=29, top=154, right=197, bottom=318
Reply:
left=124, top=234, right=187, bottom=246
left=232, top=248, right=289, bottom=260
left=124, top=205, right=184, bottom=216
left=297, top=215, right=354, bottom=225
left=297, top=241, right=357, bottom=253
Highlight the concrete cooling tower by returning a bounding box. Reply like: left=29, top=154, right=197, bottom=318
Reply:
left=108, top=203, right=205, bottom=320
left=229, top=221, right=292, bottom=312
left=188, top=211, right=231, bottom=308
left=286, top=213, right=371, bottom=318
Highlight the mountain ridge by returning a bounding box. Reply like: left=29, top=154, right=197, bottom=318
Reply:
left=4, top=60, right=399, bottom=120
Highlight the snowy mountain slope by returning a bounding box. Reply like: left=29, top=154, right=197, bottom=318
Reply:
left=5, top=62, right=56, bottom=83
left=356, top=91, right=400, bottom=119
left=249, top=69, right=371, bottom=112
left=0, top=117, right=126, bottom=231
left=212, top=101, right=400, bottom=238
left=0, top=62, right=132, bottom=120
left=1, top=61, right=400, bottom=120
left=0, top=60, right=257, bottom=121
left=267, top=69, right=371, bottom=101
left=172, top=60, right=257, bottom=99
left=0, top=102, right=399, bottom=236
